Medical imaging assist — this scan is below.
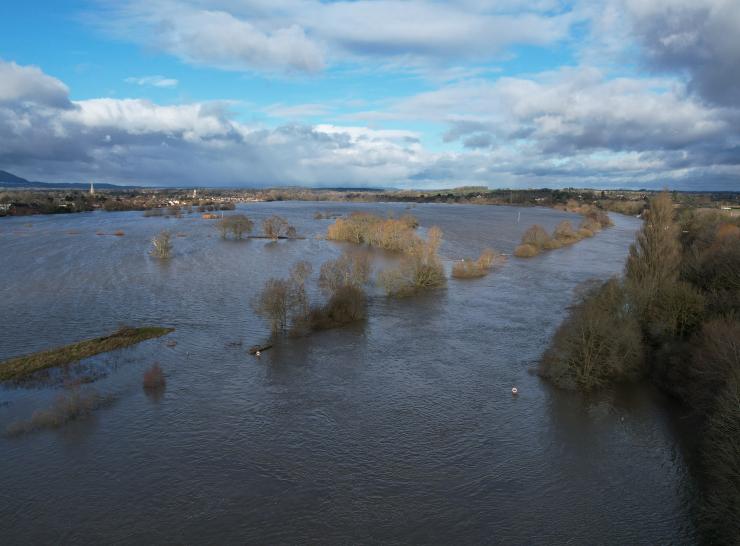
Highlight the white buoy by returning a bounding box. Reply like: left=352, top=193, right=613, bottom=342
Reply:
left=255, top=350, right=261, bottom=357
left=511, top=387, right=518, bottom=395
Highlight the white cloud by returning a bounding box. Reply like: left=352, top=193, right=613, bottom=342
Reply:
left=124, top=75, right=179, bottom=88
left=2, top=59, right=739, bottom=190
left=91, top=0, right=577, bottom=74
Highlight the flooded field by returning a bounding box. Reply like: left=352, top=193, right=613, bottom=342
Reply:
left=0, top=203, right=697, bottom=544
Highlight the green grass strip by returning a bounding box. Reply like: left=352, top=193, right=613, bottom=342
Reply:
left=0, top=326, right=174, bottom=381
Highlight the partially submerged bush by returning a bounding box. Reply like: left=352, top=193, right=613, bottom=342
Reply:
left=522, top=225, right=550, bottom=250
left=308, top=285, right=367, bottom=330
left=326, top=212, right=419, bottom=251
left=553, top=220, right=581, bottom=245
left=378, top=227, right=446, bottom=296
left=452, top=248, right=505, bottom=279
left=514, top=243, right=539, bottom=257
left=539, top=279, right=644, bottom=391
left=151, top=230, right=173, bottom=259
left=319, top=251, right=371, bottom=293
left=217, top=214, right=253, bottom=239
left=543, top=238, right=563, bottom=250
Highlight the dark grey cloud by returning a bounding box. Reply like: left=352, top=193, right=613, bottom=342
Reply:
left=625, top=0, right=740, bottom=107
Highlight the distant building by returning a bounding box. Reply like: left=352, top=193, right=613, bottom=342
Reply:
left=89, top=182, right=95, bottom=196
left=192, top=189, right=197, bottom=199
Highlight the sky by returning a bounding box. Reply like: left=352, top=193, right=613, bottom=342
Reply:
left=0, top=0, right=739, bottom=190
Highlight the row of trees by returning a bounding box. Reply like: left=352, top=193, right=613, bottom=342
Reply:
left=217, top=214, right=297, bottom=240
left=538, top=192, right=740, bottom=543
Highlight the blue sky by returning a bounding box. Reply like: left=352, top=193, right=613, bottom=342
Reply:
left=1, top=1, right=739, bottom=189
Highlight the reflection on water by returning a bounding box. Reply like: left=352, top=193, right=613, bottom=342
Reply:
left=0, top=203, right=696, bottom=544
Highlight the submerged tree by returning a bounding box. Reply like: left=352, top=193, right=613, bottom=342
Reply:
left=262, top=215, right=290, bottom=240
left=255, top=261, right=313, bottom=335
left=538, top=279, right=644, bottom=391
left=217, top=214, right=254, bottom=239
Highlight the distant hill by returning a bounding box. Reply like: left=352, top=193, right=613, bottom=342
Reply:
left=0, top=169, right=137, bottom=189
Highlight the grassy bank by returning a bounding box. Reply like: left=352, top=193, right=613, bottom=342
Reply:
left=0, top=326, right=174, bottom=381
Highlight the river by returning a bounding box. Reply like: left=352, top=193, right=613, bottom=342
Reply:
left=0, top=202, right=697, bottom=544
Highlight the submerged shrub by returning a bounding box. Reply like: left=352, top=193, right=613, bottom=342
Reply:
left=539, top=279, right=644, bottom=391
left=514, top=243, right=539, bottom=257
left=379, top=227, right=446, bottom=296
left=142, top=363, right=166, bottom=390
left=326, top=212, right=419, bottom=251
left=319, top=251, right=371, bottom=293
left=308, top=285, right=367, bottom=330
left=553, top=220, right=581, bottom=245
left=151, top=230, right=173, bottom=259
left=6, top=389, right=111, bottom=436
left=452, top=248, right=505, bottom=279
left=522, top=225, right=550, bottom=250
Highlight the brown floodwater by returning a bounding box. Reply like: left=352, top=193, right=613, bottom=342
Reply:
left=0, top=202, right=697, bottom=544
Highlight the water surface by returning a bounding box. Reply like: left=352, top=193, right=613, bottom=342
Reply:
left=0, top=203, right=696, bottom=544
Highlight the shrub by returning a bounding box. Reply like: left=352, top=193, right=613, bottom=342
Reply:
left=378, top=227, right=445, bottom=296
left=142, top=363, right=166, bottom=390
left=539, top=279, right=644, bottom=391
left=580, top=216, right=602, bottom=233
left=451, top=248, right=505, bottom=278
left=217, top=214, right=254, bottom=239
left=308, top=285, right=367, bottom=330
left=543, top=239, right=563, bottom=250
left=514, top=243, right=539, bottom=257
left=521, top=225, right=550, bottom=250
left=553, top=220, right=581, bottom=245
left=263, top=215, right=290, bottom=239
left=578, top=228, right=594, bottom=238
left=319, top=251, right=371, bottom=294
left=151, top=230, right=173, bottom=259
left=326, top=212, right=419, bottom=251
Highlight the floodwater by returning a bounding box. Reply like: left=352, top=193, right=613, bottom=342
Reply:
left=0, top=202, right=697, bottom=544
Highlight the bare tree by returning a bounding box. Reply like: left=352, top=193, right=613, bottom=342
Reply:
left=262, top=215, right=290, bottom=240
left=217, top=214, right=254, bottom=239
left=255, top=278, right=292, bottom=335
